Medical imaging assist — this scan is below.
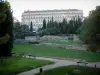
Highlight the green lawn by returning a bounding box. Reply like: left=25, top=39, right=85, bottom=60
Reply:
left=0, top=56, right=53, bottom=75
left=37, top=65, right=100, bottom=75
left=13, top=44, right=100, bottom=62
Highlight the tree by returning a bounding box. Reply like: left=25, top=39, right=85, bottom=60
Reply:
left=20, top=24, right=30, bottom=39
left=67, top=20, right=74, bottom=34
left=0, top=1, right=13, bottom=57
left=13, top=23, right=31, bottom=39
left=47, top=20, right=50, bottom=28
left=13, top=22, right=21, bottom=39
left=42, top=19, right=46, bottom=29
left=30, top=21, right=33, bottom=32
left=75, top=17, right=83, bottom=34
left=61, top=19, right=68, bottom=34
left=82, top=6, right=100, bottom=52
left=42, top=17, right=82, bottom=35
left=51, top=16, right=54, bottom=27
left=21, top=24, right=30, bottom=33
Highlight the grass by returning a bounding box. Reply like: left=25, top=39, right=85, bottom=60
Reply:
left=0, top=56, right=53, bottom=75
left=41, top=40, right=81, bottom=45
left=37, top=65, right=100, bottom=75
left=13, top=44, right=100, bottom=62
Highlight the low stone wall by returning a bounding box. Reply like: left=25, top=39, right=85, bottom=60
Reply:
left=25, top=35, right=80, bottom=42
left=25, top=36, right=37, bottom=41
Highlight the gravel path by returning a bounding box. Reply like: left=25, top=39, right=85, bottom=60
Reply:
left=17, top=56, right=100, bottom=75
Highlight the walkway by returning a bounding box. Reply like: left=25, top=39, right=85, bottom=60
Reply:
left=17, top=56, right=100, bottom=75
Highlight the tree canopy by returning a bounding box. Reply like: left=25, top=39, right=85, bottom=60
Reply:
left=82, top=6, right=100, bottom=52
left=0, top=1, right=13, bottom=57
left=41, top=17, right=82, bottom=35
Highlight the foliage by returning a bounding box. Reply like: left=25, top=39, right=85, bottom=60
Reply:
left=82, top=6, right=100, bottom=52
left=14, top=22, right=36, bottom=39
left=0, top=1, right=13, bottom=57
left=13, top=22, right=30, bottom=39
left=0, top=33, right=10, bottom=44
left=30, top=21, right=33, bottom=32
left=42, top=19, right=46, bottom=29
left=41, top=17, right=82, bottom=35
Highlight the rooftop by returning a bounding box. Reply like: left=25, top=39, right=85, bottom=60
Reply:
left=24, top=9, right=83, bottom=13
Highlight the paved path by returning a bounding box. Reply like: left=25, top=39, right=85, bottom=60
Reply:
left=17, top=56, right=100, bottom=75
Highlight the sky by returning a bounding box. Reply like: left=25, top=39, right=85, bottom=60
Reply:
left=8, top=0, right=100, bottom=22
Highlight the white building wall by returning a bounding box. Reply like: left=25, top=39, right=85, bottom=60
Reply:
left=21, top=9, right=83, bottom=30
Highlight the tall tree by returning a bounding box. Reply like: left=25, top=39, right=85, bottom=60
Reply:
left=42, top=19, right=46, bottom=29
left=30, top=21, right=33, bottom=32
left=82, top=6, right=100, bottom=52
left=47, top=20, right=50, bottom=28
left=67, top=20, right=74, bottom=34
left=75, top=17, right=83, bottom=34
left=0, top=1, right=13, bottom=57
left=51, top=16, right=54, bottom=27
left=62, top=19, right=68, bottom=34
left=42, top=17, right=82, bottom=35
left=13, top=22, right=21, bottom=39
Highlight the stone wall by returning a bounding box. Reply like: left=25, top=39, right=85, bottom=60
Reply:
left=25, top=35, right=80, bottom=42
left=40, top=35, right=80, bottom=42
left=25, top=36, right=37, bottom=41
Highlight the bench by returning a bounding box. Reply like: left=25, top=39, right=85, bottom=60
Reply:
left=77, top=61, right=88, bottom=66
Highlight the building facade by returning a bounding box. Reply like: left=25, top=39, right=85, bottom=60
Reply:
left=21, top=9, right=83, bottom=30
